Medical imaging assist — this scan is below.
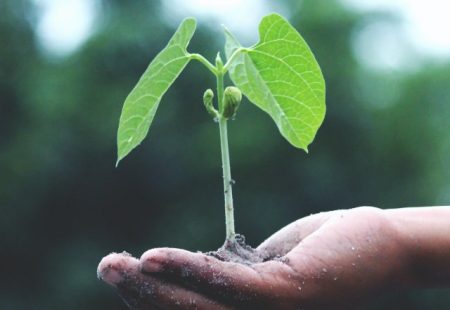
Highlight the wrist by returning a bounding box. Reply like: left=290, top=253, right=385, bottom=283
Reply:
left=384, top=207, right=450, bottom=287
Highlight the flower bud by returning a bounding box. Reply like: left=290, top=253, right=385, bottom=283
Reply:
left=222, top=86, right=242, bottom=119
left=203, top=89, right=218, bottom=118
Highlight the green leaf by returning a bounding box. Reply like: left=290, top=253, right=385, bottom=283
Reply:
left=225, top=14, right=325, bottom=152
left=116, top=18, right=196, bottom=165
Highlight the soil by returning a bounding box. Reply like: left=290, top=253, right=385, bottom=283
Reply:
left=206, top=234, right=274, bottom=265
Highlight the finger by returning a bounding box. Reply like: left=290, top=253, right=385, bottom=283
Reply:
left=257, top=210, right=342, bottom=259
left=98, top=252, right=230, bottom=310
left=140, top=248, right=295, bottom=307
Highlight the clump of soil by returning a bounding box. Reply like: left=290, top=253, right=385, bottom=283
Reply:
left=206, top=234, right=269, bottom=265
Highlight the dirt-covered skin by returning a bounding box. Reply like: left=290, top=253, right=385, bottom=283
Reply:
left=99, top=207, right=450, bottom=309
left=206, top=234, right=267, bottom=265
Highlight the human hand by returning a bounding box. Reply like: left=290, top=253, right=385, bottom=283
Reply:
left=98, top=207, right=418, bottom=309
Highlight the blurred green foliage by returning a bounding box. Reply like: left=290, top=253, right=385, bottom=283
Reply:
left=0, top=0, right=449, bottom=309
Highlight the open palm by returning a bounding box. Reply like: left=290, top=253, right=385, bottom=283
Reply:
left=98, top=207, right=412, bottom=309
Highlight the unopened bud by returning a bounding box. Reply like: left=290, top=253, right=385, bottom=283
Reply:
left=215, top=52, right=224, bottom=70
left=203, top=89, right=218, bottom=118
left=222, top=86, right=242, bottom=119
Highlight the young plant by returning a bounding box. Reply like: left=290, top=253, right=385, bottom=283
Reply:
left=116, top=14, right=326, bottom=243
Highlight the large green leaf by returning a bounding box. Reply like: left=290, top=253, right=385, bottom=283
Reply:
left=225, top=14, right=325, bottom=152
left=116, top=18, right=196, bottom=164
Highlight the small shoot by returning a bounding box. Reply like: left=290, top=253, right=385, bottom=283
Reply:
left=116, top=14, right=326, bottom=242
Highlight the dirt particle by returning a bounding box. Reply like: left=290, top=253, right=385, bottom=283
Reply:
left=205, top=234, right=265, bottom=265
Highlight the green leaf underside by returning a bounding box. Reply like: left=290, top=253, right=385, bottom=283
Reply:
left=116, top=18, right=196, bottom=164
left=225, top=14, right=325, bottom=151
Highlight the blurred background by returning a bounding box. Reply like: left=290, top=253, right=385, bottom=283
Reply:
left=1, top=0, right=449, bottom=308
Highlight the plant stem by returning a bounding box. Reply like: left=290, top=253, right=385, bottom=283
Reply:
left=222, top=47, right=248, bottom=73
left=219, top=118, right=235, bottom=240
left=189, top=53, right=217, bottom=75
left=216, top=70, right=235, bottom=240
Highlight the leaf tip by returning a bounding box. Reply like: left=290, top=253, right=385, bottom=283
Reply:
left=261, top=12, right=285, bottom=22
left=115, top=154, right=123, bottom=168
left=295, top=143, right=309, bottom=154
left=116, top=145, right=129, bottom=167
left=222, top=25, right=233, bottom=37
left=183, top=16, right=197, bottom=25
left=179, top=17, right=197, bottom=36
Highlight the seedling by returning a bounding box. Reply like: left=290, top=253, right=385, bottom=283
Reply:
left=116, top=14, right=325, bottom=244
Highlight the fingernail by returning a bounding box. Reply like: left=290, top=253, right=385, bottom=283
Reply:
left=97, top=254, right=127, bottom=287
left=141, top=259, right=164, bottom=273
left=98, top=266, right=123, bottom=287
